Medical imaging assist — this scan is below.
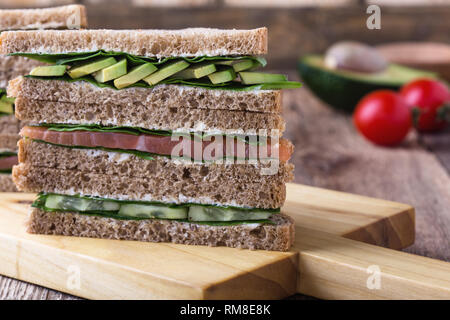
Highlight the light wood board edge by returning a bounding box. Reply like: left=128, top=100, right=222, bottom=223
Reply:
left=0, top=232, right=298, bottom=300
left=295, top=227, right=450, bottom=299
left=343, top=205, right=415, bottom=249
left=285, top=183, right=416, bottom=250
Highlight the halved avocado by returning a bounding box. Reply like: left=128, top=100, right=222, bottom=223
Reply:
left=297, top=54, right=438, bottom=113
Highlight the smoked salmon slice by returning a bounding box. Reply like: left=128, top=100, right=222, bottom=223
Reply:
left=21, top=126, right=293, bottom=162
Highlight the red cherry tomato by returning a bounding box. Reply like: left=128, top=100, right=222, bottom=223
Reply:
left=353, top=90, right=411, bottom=146
left=400, top=79, right=450, bottom=132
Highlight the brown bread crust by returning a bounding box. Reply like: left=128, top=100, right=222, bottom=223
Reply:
left=0, top=173, right=17, bottom=192
left=15, top=97, right=285, bottom=134
left=0, top=28, right=267, bottom=58
left=19, top=138, right=294, bottom=181
left=8, top=76, right=281, bottom=114
left=0, top=5, right=88, bottom=31
left=27, top=208, right=295, bottom=251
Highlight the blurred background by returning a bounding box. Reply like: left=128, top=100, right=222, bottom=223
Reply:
left=0, top=0, right=449, bottom=70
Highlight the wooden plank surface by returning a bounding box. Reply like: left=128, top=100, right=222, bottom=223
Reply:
left=1, top=74, right=449, bottom=299
left=296, top=227, right=450, bottom=300
left=0, top=181, right=416, bottom=300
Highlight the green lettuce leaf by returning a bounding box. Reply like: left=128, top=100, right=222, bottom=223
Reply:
left=38, top=123, right=172, bottom=136
left=12, top=51, right=266, bottom=67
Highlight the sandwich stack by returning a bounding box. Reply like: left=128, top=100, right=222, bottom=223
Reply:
left=2, top=28, right=299, bottom=251
left=0, top=5, right=87, bottom=192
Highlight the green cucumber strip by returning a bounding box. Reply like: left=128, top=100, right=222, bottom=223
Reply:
left=0, top=169, right=12, bottom=174
left=37, top=208, right=274, bottom=226
left=33, top=192, right=280, bottom=213
left=188, top=205, right=273, bottom=221
left=32, top=193, right=279, bottom=225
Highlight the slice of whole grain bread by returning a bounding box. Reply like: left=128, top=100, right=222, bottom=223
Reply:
left=0, top=28, right=267, bottom=58
left=8, top=76, right=281, bottom=114
left=13, top=160, right=291, bottom=209
left=27, top=208, right=295, bottom=251
left=0, top=5, right=87, bottom=31
left=14, top=97, right=285, bottom=134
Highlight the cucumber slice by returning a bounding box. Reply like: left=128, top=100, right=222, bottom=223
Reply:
left=188, top=206, right=273, bottom=222
left=119, top=203, right=187, bottom=219
left=45, top=194, right=120, bottom=212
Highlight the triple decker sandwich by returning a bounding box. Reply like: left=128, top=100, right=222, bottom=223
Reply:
left=2, top=27, right=298, bottom=251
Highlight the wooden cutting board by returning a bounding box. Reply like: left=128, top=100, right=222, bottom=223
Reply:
left=0, top=183, right=449, bottom=300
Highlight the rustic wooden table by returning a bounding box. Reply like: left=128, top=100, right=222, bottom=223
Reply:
left=1, top=73, right=449, bottom=300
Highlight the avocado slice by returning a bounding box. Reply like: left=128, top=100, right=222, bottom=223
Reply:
left=143, top=60, right=190, bottom=86
left=113, top=63, right=157, bottom=89
left=232, top=59, right=258, bottom=72
left=68, top=57, right=117, bottom=79
left=298, top=54, right=439, bottom=113
left=93, top=59, right=127, bottom=83
left=216, top=59, right=259, bottom=72
left=0, top=100, right=13, bottom=114
left=208, top=68, right=236, bottom=84
left=174, top=62, right=216, bottom=79
left=29, top=65, right=67, bottom=77
left=239, top=72, right=287, bottom=85
left=0, top=95, right=14, bottom=104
